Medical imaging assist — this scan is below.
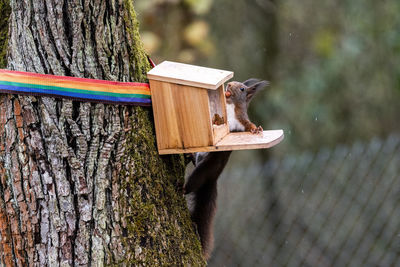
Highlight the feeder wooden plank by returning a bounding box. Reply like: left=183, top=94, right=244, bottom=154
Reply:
left=172, top=83, right=214, bottom=148
left=157, top=130, right=284, bottom=154
left=150, top=80, right=182, bottom=149
left=147, top=61, right=233, bottom=90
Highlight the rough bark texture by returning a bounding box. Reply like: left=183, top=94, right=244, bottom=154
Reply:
left=0, top=0, right=205, bottom=266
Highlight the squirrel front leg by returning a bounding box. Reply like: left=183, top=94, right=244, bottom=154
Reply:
left=234, top=105, right=263, bottom=134
left=241, top=119, right=263, bottom=134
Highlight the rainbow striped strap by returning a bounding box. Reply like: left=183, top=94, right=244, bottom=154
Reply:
left=0, top=69, right=151, bottom=106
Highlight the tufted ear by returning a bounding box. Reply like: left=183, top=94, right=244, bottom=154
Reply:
left=246, top=80, right=269, bottom=103
left=243, top=78, right=262, bottom=87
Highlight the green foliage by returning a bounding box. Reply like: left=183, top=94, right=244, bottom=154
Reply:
left=135, top=0, right=215, bottom=63
left=206, top=0, right=400, bottom=155
left=266, top=0, right=400, bottom=154
left=183, top=0, right=213, bottom=15
left=312, top=29, right=336, bottom=58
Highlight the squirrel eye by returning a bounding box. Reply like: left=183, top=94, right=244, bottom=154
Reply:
left=240, top=87, right=245, bottom=92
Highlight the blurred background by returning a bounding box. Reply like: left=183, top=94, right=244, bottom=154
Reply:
left=136, top=0, right=400, bottom=266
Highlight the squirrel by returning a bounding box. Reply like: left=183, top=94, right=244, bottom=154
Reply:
left=184, top=78, right=269, bottom=260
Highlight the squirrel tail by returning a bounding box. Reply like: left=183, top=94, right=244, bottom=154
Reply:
left=185, top=151, right=232, bottom=260
left=191, top=179, right=218, bottom=260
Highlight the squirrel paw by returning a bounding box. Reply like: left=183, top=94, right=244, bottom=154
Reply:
left=251, top=125, right=263, bottom=134
left=212, top=114, right=225, bottom=125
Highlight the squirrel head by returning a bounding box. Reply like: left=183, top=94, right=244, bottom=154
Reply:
left=225, top=79, right=269, bottom=106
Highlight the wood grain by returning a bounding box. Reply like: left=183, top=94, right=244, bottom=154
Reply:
left=212, top=124, right=229, bottom=145
left=173, top=83, right=213, bottom=148
left=150, top=80, right=183, bottom=149
left=158, top=130, right=284, bottom=154
left=147, top=61, right=233, bottom=90
left=150, top=80, right=213, bottom=150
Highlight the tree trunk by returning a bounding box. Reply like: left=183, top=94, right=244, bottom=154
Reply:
left=0, top=0, right=205, bottom=266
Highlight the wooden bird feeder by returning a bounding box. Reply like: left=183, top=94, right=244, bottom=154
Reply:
left=147, top=61, right=284, bottom=155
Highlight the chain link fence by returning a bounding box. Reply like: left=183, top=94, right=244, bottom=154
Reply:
left=209, top=135, right=400, bottom=267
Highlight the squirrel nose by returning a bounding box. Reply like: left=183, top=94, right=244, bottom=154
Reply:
left=225, top=91, right=231, bottom=98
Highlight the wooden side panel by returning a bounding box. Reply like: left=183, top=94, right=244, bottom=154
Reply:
left=150, top=80, right=213, bottom=150
left=149, top=80, right=183, bottom=150
left=172, top=84, right=213, bottom=148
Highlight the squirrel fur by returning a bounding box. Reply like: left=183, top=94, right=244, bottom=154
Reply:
left=185, top=78, right=269, bottom=260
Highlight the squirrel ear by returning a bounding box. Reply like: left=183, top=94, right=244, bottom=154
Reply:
left=246, top=80, right=269, bottom=102
left=243, top=78, right=261, bottom=87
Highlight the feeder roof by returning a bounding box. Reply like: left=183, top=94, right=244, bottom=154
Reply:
left=147, top=61, right=233, bottom=90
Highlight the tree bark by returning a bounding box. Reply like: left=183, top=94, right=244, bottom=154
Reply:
left=0, top=0, right=205, bottom=266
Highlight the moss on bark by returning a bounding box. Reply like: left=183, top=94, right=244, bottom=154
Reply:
left=0, top=0, right=10, bottom=68
left=120, top=107, right=205, bottom=265
left=123, top=0, right=152, bottom=83
left=119, top=3, right=206, bottom=265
